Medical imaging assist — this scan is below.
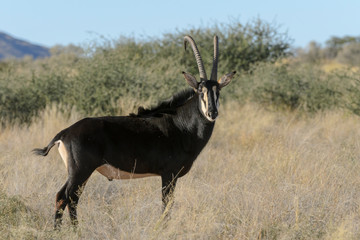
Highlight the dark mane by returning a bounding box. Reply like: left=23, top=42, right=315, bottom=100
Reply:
left=130, top=88, right=196, bottom=118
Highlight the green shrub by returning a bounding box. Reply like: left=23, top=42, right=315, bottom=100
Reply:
left=233, top=62, right=349, bottom=113
left=0, top=18, right=298, bottom=125
left=0, top=85, right=46, bottom=125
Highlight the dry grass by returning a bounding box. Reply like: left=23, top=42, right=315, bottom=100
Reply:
left=1, top=103, right=360, bottom=239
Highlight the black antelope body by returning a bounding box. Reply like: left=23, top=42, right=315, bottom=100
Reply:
left=33, top=35, right=235, bottom=228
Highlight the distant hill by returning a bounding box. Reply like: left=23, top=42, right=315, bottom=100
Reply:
left=0, top=32, right=50, bottom=60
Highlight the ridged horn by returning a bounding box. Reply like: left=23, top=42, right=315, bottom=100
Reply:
left=210, top=35, right=218, bottom=81
left=184, top=35, right=207, bottom=80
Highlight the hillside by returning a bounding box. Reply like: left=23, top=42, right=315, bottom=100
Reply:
left=0, top=32, right=50, bottom=60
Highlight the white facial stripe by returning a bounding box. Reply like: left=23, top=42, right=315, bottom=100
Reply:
left=199, top=86, right=217, bottom=122
left=201, top=89, right=208, bottom=116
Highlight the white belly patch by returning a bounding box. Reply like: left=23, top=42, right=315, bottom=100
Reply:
left=56, top=140, right=68, bottom=170
left=96, top=164, right=158, bottom=180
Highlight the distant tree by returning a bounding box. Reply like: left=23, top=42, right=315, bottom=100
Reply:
left=336, top=42, right=360, bottom=66
left=151, top=18, right=292, bottom=73
left=307, top=41, right=322, bottom=62
left=50, top=44, right=84, bottom=56
left=324, top=35, right=360, bottom=59
left=295, top=41, right=322, bottom=63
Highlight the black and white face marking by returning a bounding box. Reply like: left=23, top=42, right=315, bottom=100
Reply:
left=198, top=81, right=220, bottom=122
left=182, top=71, right=236, bottom=122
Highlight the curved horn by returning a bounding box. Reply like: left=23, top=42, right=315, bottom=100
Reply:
left=184, top=35, right=207, bottom=80
left=210, top=35, right=218, bottom=81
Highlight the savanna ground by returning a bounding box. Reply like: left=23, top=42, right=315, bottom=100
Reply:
left=1, top=102, right=360, bottom=239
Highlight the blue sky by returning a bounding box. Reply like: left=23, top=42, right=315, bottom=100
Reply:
left=1, top=0, right=359, bottom=48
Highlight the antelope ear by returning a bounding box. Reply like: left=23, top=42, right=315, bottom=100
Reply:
left=182, top=71, right=198, bottom=89
left=218, top=71, right=236, bottom=89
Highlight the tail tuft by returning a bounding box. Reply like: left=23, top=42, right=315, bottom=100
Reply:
left=32, top=147, right=50, bottom=156
left=32, top=129, right=66, bottom=157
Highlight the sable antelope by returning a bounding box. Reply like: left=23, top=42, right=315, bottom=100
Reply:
left=33, top=35, right=235, bottom=228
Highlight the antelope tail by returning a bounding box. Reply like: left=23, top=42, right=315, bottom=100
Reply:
left=32, top=130, right=66, bottom=156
